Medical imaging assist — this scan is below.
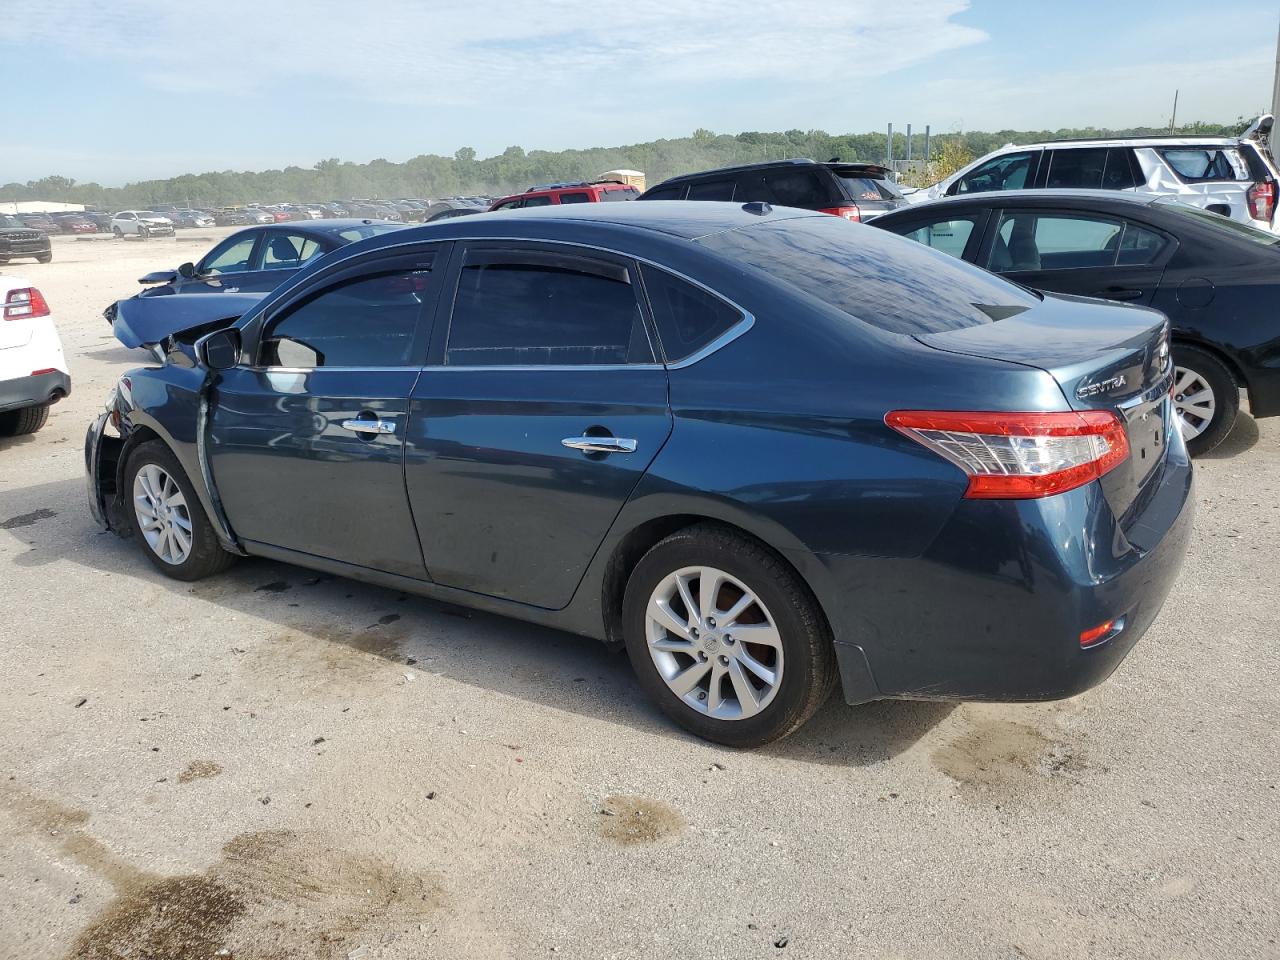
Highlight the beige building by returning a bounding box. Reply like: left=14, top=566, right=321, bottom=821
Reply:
left=598, top=169, right=646, bottom=191
left=1, top=200, right=86, bottom=214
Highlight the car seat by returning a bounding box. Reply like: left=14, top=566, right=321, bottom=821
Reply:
left=1007, top=218, right=1041, bottom=270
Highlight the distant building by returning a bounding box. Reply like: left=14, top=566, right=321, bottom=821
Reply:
left=1, top=200, right=86, bottom=214
left=598, top=169, right=646, bottom=191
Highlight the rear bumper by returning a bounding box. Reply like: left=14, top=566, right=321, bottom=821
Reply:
left=825, top=440, right=1195, bottom=704
left=0, top=369, right=71, bottom=412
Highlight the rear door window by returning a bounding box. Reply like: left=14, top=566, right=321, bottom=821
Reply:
left=1158, top=147, right=1251, bottom=182
left=521, top=196, right=553, bottom=207
left=988, top=212, right=1166, bottom=271
left=687, top=179, right=736, bottom=201
left=1102, top=148, right=1142, bottom=189
left=641, top=265, right=744, bottom=362
left=558, top=192, right=591, bottom=204
left=445, top=247, right=652, bottom=366
left=261, top=233, right=325, bottom=270
left=1044, top=148, right=1108, bottom=188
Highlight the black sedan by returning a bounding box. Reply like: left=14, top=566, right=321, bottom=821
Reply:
left=872, top=190, right=1280, bottom=454
left=134, top=219, right=408, bottom=297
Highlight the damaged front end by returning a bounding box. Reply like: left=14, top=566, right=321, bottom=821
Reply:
left=84, top=388, right=128, bottom=532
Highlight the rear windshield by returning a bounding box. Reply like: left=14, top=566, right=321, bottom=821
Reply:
left=838, top=175, right=902, bottom=202
left=699, top=215, right=1038, bottom=335
left=1151, top=197, right=1280, bottom=245
left=335, top=222, right=407, bottom=242
left=599, top=187, right=638, bottom=201
left=1158, top=147, right=1250, bottom=183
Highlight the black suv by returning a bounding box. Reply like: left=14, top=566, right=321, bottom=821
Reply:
left=636, top=159, right=907, bottom=221
left=0, top=215, right=53, bottom=264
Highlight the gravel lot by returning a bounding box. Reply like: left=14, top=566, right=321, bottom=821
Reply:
left=1, top=229, right=1277, bottom=960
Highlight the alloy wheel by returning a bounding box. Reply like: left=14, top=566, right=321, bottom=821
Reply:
left=1172, top=365, right=1216, bottom=442
left=132, top=463, right=193, bottom=565
left=645, top=565, right=784, bottom=720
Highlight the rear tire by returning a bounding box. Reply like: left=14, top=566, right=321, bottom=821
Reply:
left=1172, top=345, right=1238, bottom=456
left=0, top=404, right=49, bottom=436
left=123, top=440, right=235, bottom=581
left=622, top=523, right=837, bottom=747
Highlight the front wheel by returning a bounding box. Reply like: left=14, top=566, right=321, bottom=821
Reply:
left=112, top=226, right=123, bottom=238
left=1172, top=345, right=1239, bottom=456
left=124, top=441, right=235, bottom=581
left=622, top=524, right=837, bottom=747
left=36, top=252, right=52, bottom=264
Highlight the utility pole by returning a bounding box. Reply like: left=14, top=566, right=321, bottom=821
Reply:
left=906, top=123, right=913, bottom=164
left=924, top=125, right=932, bottom=167
left=1169, top=89, right=1179, bottom=134
left=886, top=123, right=894, bottom=174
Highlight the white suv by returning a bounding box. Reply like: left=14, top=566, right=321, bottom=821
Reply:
left=0, top=275, right=71, bottom=436
left=111, top=210, right=176, bottom=239
left=909, top=117, right=1280, bottom=232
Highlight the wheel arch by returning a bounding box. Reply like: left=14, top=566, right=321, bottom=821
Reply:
left=1171, top=335, right=1247, bottom=391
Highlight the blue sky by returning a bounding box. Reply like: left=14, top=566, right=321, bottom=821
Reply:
left=2, top=0, right=1275, bottom=185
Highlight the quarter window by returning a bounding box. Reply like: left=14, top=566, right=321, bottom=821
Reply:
left=1158, top=147, right=1250, bottom=183
left=894, top=216, right=981, bottom=260
left=1102, top=148, right=1142, bottom=190
left=988, top=212, right=1165, bottom=271
left=641, top=265, right=743, bottom=362
left=446, top=248, right=652, bottom=366
left=201, top=236, right=258, bottom=275
left=259, top=262, right=435, bottom=368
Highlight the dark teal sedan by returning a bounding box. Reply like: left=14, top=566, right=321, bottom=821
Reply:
left=87, top=202, right=1193, bottom=746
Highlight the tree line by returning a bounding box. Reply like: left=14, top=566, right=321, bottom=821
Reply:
left=2, top=119, right=1253, bottom=210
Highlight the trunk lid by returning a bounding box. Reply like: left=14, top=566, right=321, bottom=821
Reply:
left=916, top=292, right=1174, bottom=523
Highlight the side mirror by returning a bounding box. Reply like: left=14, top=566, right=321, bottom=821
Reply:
left=195, top=328, right=241, bottom=370
left=178, top=262, right=197, bottom=279
left=138, top=270, right=178, bottom=285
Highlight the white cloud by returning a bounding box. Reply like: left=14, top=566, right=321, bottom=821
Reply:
left=3, top=0, right=989, bottom=106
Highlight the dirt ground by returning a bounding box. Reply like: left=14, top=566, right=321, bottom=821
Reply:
left=1, top=229, right=1278, bottom=960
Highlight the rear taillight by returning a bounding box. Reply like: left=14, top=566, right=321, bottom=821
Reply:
left=885, top=410, right=1130, bottom=499
left=3, top=288, right=51, bottom=320
left=1247, top=180, right=1275, bottom=222
left=818, top=205, right=861, bottom=221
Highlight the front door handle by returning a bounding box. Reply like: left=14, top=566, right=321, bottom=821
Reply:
left=341, top=418, right=396, bottom=435
left=562, top=435, right=637, bottom=455
left=1098, top=287, right=1144, bottom=301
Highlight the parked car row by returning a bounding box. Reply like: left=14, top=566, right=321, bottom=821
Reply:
left=89, top=199, right=1200, bottom=748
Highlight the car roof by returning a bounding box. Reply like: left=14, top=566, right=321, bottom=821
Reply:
left=344, top=200, right=821, bottom=248
left=1014, top=136, right=1247, bottom=149
left=890, top=189, right=1161, bottom=212
left=652, top=158, right=891, bottom=187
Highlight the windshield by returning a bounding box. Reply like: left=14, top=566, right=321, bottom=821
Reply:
left=336, top=222, right=408, bottom=242
left=0, top=215, right=24, bottom=228
left=699, top=214, right=1039, bottom=335
left=1152, top=197, right=1280, bottom=245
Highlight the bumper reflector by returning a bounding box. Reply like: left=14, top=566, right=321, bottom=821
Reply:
left=1080, top=617, right=1124, bottom=648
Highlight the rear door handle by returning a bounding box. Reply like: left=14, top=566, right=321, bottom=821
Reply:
left=562, top=436, right=637, bottom=454
left=341, top=418, right=396, bottom=435
left=1099, top=287, right=1144, bottom=301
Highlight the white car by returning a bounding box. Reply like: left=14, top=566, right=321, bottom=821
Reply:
left=908, top=117, right=1280, bottom=232
left=111, top=210, right=176, bottom=239
left=0, top=275, right=71, bottom=436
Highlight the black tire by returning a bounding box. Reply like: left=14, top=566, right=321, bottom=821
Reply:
left=0, top=404, right=49, bottom=436
left=622, top=523, right=837, bottom=747
left=112, top=226, right=123, bottom=238
left=139, top=226, right=150, bottom=239
left=1173, top=344, right=1239, bottom=456
left=36, top=252, right=52, bottom=264
left=123, top=440, right=235, bottom=581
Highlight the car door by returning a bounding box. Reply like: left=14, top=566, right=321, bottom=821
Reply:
left=207, top=245, right=446, bottom=577
left=980, top=208, right=1171, bottom=304
left=182, top=232, right=264, bottom=294
left=403, top=241, right=672, bottom=609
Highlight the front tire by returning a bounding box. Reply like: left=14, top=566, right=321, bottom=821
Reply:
left=36, top=252, right=52, bottom=264
left=112, top=226, right=123, bottom=238
left=1172, top=345, right=1238, bottom=456
left=0, top=404, right=49, bottom=436
left=124, top=441, right=235, bottom=581
left=622, top=524, right=837, bottom=747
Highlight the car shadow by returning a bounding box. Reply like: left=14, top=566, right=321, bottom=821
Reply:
left=1, top=475, right=951, bottom=767
left=1199, top=409, right=1260, bottom=460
